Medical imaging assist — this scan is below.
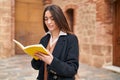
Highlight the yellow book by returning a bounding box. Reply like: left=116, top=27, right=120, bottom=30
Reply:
left=13, top=39, right=48, bottom=60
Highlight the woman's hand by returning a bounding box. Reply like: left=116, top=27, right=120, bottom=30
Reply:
left=34, top=51, right=53, bottom=65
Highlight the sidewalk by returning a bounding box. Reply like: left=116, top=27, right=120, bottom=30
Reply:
left=76, top=63, right=120, bottom=80
left=0, top=54, right=120, bottom=80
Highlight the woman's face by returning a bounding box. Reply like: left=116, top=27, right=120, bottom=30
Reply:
left=44, top=10, right=59, bottom=32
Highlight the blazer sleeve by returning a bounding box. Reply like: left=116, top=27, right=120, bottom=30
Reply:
left=31, top=59, right=44, bottom=70
left=31, top=37, right=45, bottom=70
left=48, top=34, right=79, bottom=77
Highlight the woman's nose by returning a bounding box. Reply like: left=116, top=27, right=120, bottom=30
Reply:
left=48, top=19, right=52, bottom=24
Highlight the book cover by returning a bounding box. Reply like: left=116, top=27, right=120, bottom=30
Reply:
left=13, top=39, right=48, bottom=60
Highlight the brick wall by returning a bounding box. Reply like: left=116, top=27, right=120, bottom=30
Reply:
left=0, top=0, right=15, bottom=59
left=15, top=0, right=44, bottom=54
left=0, top=0, right=113, bottom=67
left=50, top=0, right=113, bottom=67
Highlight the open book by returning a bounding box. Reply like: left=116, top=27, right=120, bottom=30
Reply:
left=13, top=39, right=48, bottom=60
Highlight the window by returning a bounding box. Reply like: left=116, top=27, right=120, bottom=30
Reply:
left=66, top=9, right=74, bottom=32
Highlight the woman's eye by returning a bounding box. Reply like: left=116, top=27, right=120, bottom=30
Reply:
left=44, top=18, right=48, bottom=21
left=51, top=17, right=54, bottom=20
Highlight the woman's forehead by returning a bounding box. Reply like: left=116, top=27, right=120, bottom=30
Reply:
left=45, top=11, right=52, bottom=17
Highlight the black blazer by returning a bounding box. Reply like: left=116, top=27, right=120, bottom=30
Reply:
left=31, top=33, right=79, bottom=80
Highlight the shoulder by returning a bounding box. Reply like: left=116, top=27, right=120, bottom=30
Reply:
left=59, top=33, right=78, bottom=41
left=66, top=33, right=79, bottom=49
left=42, top=34, right=50, bottom=39
left=59, top=33, right=79, bottom=44
left=40, top=34, right=50, bottom=42
left=67, top=33, right=78, bottom=41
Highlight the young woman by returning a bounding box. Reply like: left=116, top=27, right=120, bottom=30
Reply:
left=31, top=4, right=79, bottom=80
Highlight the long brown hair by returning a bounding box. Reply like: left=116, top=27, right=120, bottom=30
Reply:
left=43, top=4, right=72, bottom=33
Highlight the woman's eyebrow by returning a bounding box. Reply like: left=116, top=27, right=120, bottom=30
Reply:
left=44, top=16, right=53, bottom=19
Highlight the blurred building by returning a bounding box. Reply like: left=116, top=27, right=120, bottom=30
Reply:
left=0, top=0, right=120, bottom=68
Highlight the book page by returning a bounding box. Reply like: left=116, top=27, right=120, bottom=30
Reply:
left=24, top=44, right=48, bottom=54
left=13, top=39, right=24, bottom=49
left=13, top=39, right=48, bottom=60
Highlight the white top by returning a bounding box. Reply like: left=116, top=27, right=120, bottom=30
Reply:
left=46, top=31, right=67, bottom=47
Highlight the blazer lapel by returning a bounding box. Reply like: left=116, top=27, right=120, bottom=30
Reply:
left=42, top=34, right=50, bottom=48
left=52, top=36, right=67, bottom=58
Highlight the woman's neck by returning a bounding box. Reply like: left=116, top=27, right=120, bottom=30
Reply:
left=49, top=30, right=60, bottom=47
left=51, top=30, right=60, bottom=39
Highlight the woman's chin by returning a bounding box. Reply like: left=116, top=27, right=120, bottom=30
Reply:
left=48, top=29, right=54, bottom=32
